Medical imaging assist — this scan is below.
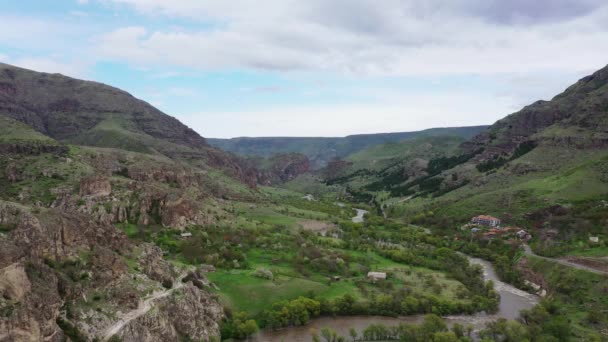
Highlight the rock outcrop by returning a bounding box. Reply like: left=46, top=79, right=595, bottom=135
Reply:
left=116, top=284, right=223, bottom=342
left=80, top=175, right=112, bottom=197
left=0, top=201, right=223, bottom=342
left=256, top=153, right=311, bottom=185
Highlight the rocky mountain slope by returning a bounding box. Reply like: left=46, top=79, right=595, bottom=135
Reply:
left=0, top=63, right=273, bottom=341
left=247, top=153, right=311, bottom=185
left=0, top=63, right=258, bottom=187
left=209, top=126, right=487, bottom=169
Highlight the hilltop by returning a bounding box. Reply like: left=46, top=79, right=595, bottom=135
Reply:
left=208, top=126, right=487, bottom=169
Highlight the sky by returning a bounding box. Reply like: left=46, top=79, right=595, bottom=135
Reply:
left=1, top=1, right=608, bottom=138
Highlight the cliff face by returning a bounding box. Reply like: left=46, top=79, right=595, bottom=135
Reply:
left=466, top=64, right=608, bottom=159
left=254, top=153, right=312, bottom=185
left=116, top=284, right=223, bottom=342
left=0, top=200, right=223, bottom=342
left=0, top=64, right=238, bottom=341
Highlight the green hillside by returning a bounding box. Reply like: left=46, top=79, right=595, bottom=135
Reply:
left=310, top=65, right=608, bottom=244
left=208, top=126, right=487, bottom=169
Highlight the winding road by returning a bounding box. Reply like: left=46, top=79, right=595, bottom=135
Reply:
left=101, top=272, right=188, bottom=341
left=522, top=244, right=608, bottom=276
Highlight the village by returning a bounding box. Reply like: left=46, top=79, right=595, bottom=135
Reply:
left=463, top=215, right=532, bottom=241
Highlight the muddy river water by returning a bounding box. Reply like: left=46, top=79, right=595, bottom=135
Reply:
left=253, top=256, right=539, bottom=342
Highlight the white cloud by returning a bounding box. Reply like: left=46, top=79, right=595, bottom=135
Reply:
left=178, top=90, right=514, bottom=138
left=0, top=53, right=8, bottom=62
left=0, top=15, right=96, bottom=56
left=9, top=57, right=89, bottom=78
left=97, top=1, right=608, bottom=76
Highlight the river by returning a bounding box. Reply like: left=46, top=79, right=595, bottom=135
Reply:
left=253, top=257, right=538, bottom=342
left=251, top=211, right=539, bottom=342
left=352, top=208, right=368, bottom=223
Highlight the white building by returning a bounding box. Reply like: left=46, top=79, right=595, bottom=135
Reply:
left=367, top=271, right=387, bottom=281
left=471, top=215, right=501, bottom=227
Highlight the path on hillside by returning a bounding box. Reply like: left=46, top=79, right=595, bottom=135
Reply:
left=522, top=245, right=608, bottom=276
left=102, top=272, right=188, bottom=341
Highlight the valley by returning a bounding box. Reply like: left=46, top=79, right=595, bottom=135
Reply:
left=0, top=62, right=607, bottom=342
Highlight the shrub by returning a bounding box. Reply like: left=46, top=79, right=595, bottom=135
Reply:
left=253, top=268, right=274, bottom=280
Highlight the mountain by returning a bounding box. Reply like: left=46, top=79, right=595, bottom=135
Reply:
left=0, top=63, right=271, bottom=341
left=322, top=64, right=608, bottom=238
left=0, top=63, right=262, bottom=188
left=0, top=63, right=205, bottom=153
left=208, top=126, right=488, bottom=169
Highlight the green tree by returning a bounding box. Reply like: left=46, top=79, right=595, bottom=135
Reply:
left=349, top=328, right=358, bottom=341
left=433, top=331, right=459, bottom=342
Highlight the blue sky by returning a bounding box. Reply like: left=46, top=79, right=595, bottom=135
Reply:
left=1, top=0, right=607, bottom=138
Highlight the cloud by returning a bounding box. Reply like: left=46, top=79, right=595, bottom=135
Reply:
left=178, top=90, right=514, bottom=138
left=8, top=57, right=89, bottom=78
left=473, top=0, right=605, bottom=24
left=97, top=0, right=608, bottom=76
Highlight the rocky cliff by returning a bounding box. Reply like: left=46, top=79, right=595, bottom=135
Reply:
left=253, top=153, right=311, bottom=185
left=0, top=64, right=242, bottom=341
left=0, top=200, right=224, bottom=342
left=466, top=64, right=608, bottom=159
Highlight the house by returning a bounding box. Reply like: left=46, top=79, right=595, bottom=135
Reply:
left=589, top=236, right=599, bottom=243
left=367, top=272, right=387, bottom=281
left=471, top=215, right=501, bottom=227
left=332, top=276, right=341, bottom=282
left=471, top=228, right=481, bottom=233
left=180, top=232, right=192, bottom=238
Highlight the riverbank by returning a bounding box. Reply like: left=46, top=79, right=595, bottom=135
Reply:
left=251, top=256, right=539, bottom=341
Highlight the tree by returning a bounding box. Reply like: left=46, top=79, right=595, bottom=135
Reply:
left=420, top=314, right=448, bottom=338
left=433, top=331, right=459, bottom=342
left=237, top=319, right=259, bottom=339
left=349, top=328, right=358, bottom=341
left=321, top=327, right=337, bottom=342
left=451, top=323, right=465, bottom=338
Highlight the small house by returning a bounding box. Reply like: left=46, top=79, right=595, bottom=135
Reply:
left=471, top=215, right=501, bottom=227
left=367, top=272, right=387, bottom=281
left=589, top=236, right=599, bottom=243
left=471, top=228, right=481, bottom=233
left=180, top=232, right=193, bottom=239
left=332, top=276, right=341, bottom=282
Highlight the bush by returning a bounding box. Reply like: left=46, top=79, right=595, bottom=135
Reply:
left=253, top=268, right=274, bottom=280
